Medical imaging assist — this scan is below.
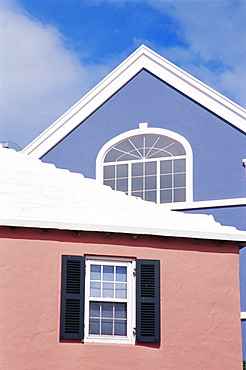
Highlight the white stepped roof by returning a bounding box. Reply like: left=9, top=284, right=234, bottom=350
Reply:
left=1, top=147, right=246, bottom=243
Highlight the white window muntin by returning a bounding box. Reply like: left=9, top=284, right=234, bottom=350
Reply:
left=84, top=257, right=136, bottom=343
left=103, top=155, right=187, bottom=203
left=96, top=124, right=193, bottom=203
left=103, top=154, right=186, bottom=166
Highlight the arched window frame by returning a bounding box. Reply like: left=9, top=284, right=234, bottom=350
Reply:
left=96, top=123, right=193, bottom=204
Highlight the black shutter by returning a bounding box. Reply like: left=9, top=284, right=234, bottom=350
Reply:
left=136, top=259, right=160, bottom=342
left=60, top=255, right=85, bottom=339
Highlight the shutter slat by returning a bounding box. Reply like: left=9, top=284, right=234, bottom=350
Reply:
left=136, top=259, right=160, bottom=342
left=60, top=255, right=85, bottom=339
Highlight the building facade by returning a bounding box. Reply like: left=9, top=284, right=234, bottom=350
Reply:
left=22, top=46, right=246, bottom=357
left=1, top=147, right=246, bottom=369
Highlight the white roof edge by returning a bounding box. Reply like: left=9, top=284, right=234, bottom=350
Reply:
left=1, top=218, right=246, bottom=243
left=1, top=147, right=246, bottom=244
left=22, top=45, right=246, bottom=158
left=162, top=198, right=246, bottom=210
left=241, top=312, right=246, bottom=319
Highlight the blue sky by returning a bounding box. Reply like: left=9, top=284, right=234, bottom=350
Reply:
left=1, top=0, right=246, bottom=148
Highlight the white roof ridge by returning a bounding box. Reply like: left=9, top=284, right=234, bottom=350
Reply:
left=22, top=45, right=246, bottom=159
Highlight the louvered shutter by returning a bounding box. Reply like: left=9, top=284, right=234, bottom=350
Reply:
left=136, top=259, right=160, bottom=342
left=60, top=255, right=85, bottom=339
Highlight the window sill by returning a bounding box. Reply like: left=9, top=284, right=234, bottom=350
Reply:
left=84, top=336, right=135, bottom=344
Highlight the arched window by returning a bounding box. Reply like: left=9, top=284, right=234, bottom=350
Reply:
left=96, top=123, right=193, bottom=204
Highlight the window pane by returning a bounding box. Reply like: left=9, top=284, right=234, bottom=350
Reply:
left=160, top=160, right=172, bottom=174
left=116, top=164, right=128, bottom=177
left=174, top=173, right=186, bottom=187
left=145, top=175, right=156, bottom=190
left=132, top=191, right=143, bottom=200
left=155, top=135, right=174, bottom=149
left=119, top=151, right=141, bottom=161
left=160, top=189, right=172, bottom=203
left=90, top=302, right=100, bottom=317
left=132, top=163, right=143, bottom=176
left=115, top=303, right=127, bottom=318
left=116, top=283, right=127, bottom=299
left=145, top=161, right=156, bottom=175
left=116, top=266, right=127, bottom=282
left=91, top=265, right=101, bottom=280
left=174, top=158, right=186, bottom=173
left=147, top=148, right=170, bottom=158
left=103, top=179, right=115, bottom=190
left=89, top=319, right=100, bottom=334
left=130, top=136, right=143, bottom=149
left=160, top=174, right=172, bottom=189
left=132, top=177, right=143, bottom=191
left=145, top=190, right=156, bottom=203
left=101, top=320, right=113, bottom=335
left=168, top=142, right=185, bottom=156
left=115, top=140, right=135, bottom=153
left=90, top=282, right=101, bottom=297
left=103, top=165, right=115, bottom=179
left=137, top=148, right=144, bottom=157
left=102, top=302, right=113, bottom=318
left=145, top=135, right=158, bottom=148
left=102, top=282, right=114, bottom=298
left=174, top=188, right=186, bottom=202
left=104, top=149, right=122, bottom=162
left=114, top=320, right=127, bottom=336
left=103, top=266, right=114, bottom=281
left=116, top=178, right=128, bottom=192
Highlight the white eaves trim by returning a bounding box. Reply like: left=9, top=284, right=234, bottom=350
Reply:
left=241, top=312, right=246, bottom=320
left=161, top=198, right=246, bottom=210
left=22, top=45, right=246, bottom=159
left=1, top=217, right=246, bottom=243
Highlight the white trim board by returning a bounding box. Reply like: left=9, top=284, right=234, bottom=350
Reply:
left=22, top=45, right=246, bottom=159
left=161, top=198, right=246, bottom=211
left=1, top=218, right=246, bottom=243
left=241, top=312, right=246, bottom=320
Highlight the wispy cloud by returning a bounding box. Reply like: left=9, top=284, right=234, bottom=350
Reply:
left=0, top=1, right=111, bottom=147
left=142, top=1, right=246, bottom=106
left=0, top=0, right=245, bottom=148
left=90, top=0, right=246, bottom=106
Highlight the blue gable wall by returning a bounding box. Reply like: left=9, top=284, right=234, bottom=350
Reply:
left=43, top=70, right=245, bottom=203
left=42, top=69, right=246, bottom=356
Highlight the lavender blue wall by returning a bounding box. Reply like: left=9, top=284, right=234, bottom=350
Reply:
left=42, top=70, right=245, bottom=203
left=42, top=69, right=246, bottom=355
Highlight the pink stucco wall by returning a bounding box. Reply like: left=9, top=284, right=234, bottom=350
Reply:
left=0, top=227, right=242, bottom=369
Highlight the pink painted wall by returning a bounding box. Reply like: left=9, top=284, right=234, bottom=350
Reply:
left=0, top=227, right=242, bottom=369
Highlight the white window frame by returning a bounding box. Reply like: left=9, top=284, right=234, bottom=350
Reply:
left=84, top=256, right=136, bottom=344
left=96, top=123, right=193, bottom=203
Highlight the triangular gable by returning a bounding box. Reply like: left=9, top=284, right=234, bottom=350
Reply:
left=22, top=45, right=246, bottom=158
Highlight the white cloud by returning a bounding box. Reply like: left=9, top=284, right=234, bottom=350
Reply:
left=95, top=0, right=246, bottom=107
left=0, top=1, right=110, bottom=148
left=1, top=0, right=245, bottom=149
left=146, top=1, right=246, bottom=108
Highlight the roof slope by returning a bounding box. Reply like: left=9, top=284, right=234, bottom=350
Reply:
left=1, top=147, right=246, bottom=243
left=22, top=45, right=246, bottom=158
